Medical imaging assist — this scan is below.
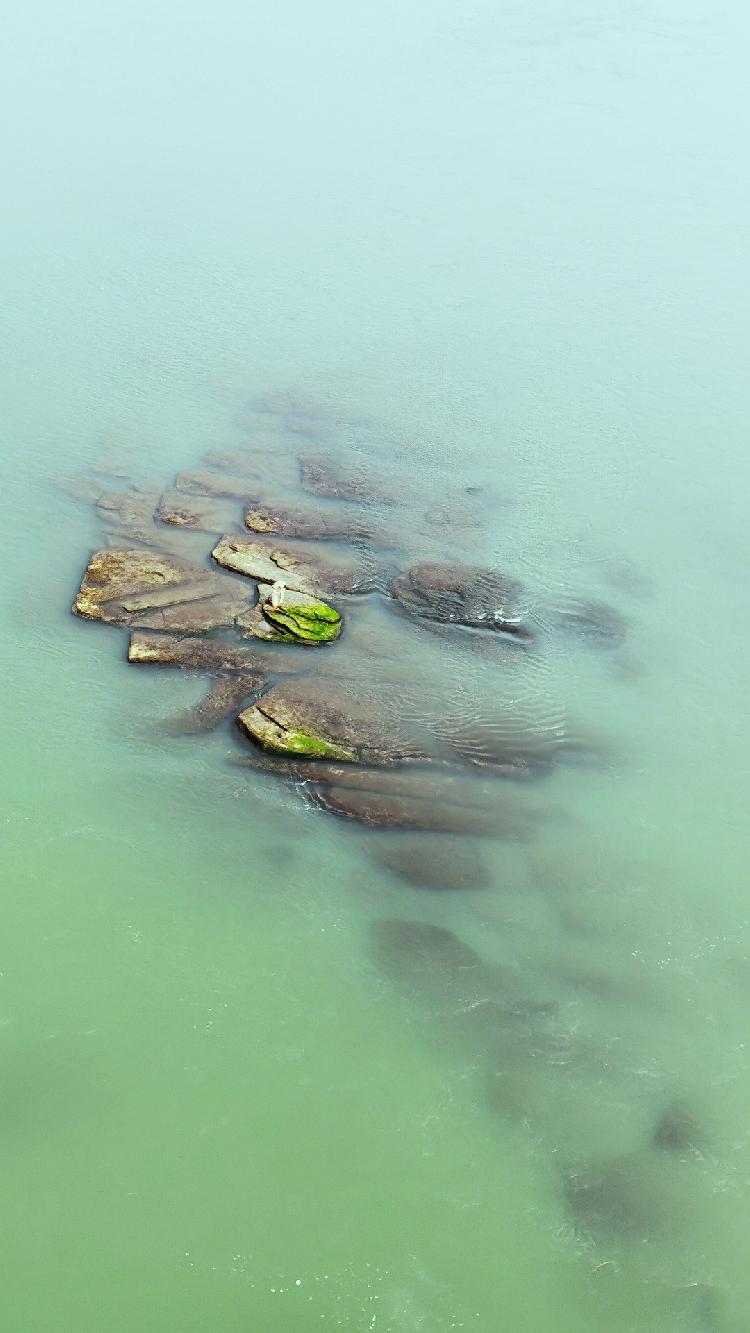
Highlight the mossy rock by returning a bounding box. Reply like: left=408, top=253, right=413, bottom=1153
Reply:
left=237, top=705, right=356, bottom=761
left=262, top=599, right=342, bottom=643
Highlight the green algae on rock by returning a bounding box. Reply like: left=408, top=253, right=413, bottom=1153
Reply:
left=236, top=705, right=357, bottom=761
left=262, top=598, right=341, bottom=643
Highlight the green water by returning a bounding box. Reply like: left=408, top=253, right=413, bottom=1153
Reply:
left=2, top=0, right=750, bottom=1328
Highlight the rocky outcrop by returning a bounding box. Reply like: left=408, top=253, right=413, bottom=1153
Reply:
left=160, top=674, right=264, bottom=734
left=174, top=470, right=261, bottom=501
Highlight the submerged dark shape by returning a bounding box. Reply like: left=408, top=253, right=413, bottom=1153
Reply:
left=369, top=919, right=489, bottom=1000
left=368, top=835, right=493, bottom=890
left=552, top=597, right=628, bottom=647
left=156, top=490, right=239, bottom=532
left=652, top=1098, right=706, bottom=1153
left=563, top=1152, right=672, bottom=1242
left=174, top=470, right=262, bottom=501
left=391, top=562, right=532, bottom=638
left=299, top=453, right=397, bottom=505
left=310, top=784, right=505, bottom=834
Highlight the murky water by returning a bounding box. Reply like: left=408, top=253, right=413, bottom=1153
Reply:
left=2, top=0, right=750, bottom=1328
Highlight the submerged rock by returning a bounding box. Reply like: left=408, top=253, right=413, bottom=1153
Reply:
left=212, top=534, right=375, bottom=596
left=244, top=501, right=373, bottom=542
left=563, top=1152, right=673, bottom=1242
left=552, top=598, right=628, bottom=647
left=310, top=785, right=502, bottom=834
left=299, top=454, right=396, bottom=505
left=368, top=835, right=493, bottom=890
left=127, top=631, right=305, bottom=673
left=161, top=674, right=264, bottom=734
left=391, top=562, right=532, bottom=638
left=175, top=470, right=261, bottom=501
left=156, top=490, right=239, bottom=531
left=652, top=1099, right=706, bottom=1153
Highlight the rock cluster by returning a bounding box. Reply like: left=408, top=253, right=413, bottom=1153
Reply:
left=72, top=400, right=593, bottom=845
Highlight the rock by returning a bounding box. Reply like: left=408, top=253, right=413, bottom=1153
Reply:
left=161, top=674, right=264, bottom=734
left=174, top=470, right=261, bottom=501
left=212, top=534, right=376, bottom=596
left=299, top=454, right=396, bottom=505
left=368, top=835, right=492, bottom=890
left=309, top=785, right=502, bottom=834
left=432, top=708, right=599, bottom=774
left=552, top=597, right=628, bottom=647
left=652, top=1099, right=705, bottom=1153
left=73, top=548, right=252, bottom=630
left=96, top=490, right=159, bottom=531
left=391, top=562, right=531, bottom=637
left=127, top=631, right=305, bottom=673
left=57, top=473, right=109, bottom=503
left=256, top=586, right=342, bottom=644
left=236, top=679, right=424, bottom=765
left=244, top=502, right=373, bottom=542
left=155, top=490, right=239, bottom=531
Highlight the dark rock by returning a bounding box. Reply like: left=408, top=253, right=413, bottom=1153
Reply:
left=391, top=562, right=531, bottom=637
left=368, top=835, right=493, bottom=890
left=161, top=675, right=265, bottom=734
left=369, top=919, right=489, bottom=1001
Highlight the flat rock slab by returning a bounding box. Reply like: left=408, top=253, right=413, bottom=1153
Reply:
left=127, top=631, right=309, bottom=673
left=236, top=679, right=427, bottom=765
left=391, top=561, right=530, bottom=636
left=212, top=534, right=376, bottom=596
left=73, top=548, right=252, bottom=631
left=156, top=490, right=240, bottom=531
left=299, top=454, right=397, bottom=505
left=244, top=501, right=374, bottom=543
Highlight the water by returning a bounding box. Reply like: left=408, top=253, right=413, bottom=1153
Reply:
left=2, top=0, right=750, bottom=1328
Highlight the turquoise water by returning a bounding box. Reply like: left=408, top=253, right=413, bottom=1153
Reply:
left=2, top=0, right=750, bottom=1328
